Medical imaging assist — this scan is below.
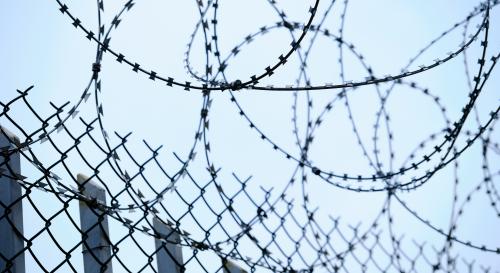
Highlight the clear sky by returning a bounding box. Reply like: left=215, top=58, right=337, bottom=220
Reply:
left=1, top=0, right=499, bottom=272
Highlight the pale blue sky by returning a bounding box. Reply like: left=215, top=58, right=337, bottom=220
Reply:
left=1, top=0, right=499, bottom=272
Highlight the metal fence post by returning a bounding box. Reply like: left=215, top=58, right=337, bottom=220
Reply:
left=0, top=126, right=25, bottom=273
left=77, top=173, right=113, bottom=273
left=153, top=217, right=184, bottom=273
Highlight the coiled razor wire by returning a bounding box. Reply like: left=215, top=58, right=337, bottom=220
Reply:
left=1, top=0, right=499, bottom=272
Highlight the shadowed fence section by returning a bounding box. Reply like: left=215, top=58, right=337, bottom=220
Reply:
left=0, top=126, right=25, bottom=273
left=0, top=129, right=248, bottom=272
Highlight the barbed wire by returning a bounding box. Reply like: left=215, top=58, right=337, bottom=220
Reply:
left=1, top=0, right=499, bottom=272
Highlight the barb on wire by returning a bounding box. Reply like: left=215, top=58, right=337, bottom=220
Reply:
left=1, top=0, right=499, bottom=272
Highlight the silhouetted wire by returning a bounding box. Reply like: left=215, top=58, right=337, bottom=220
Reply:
left=1, top=0, right=499, bottom=272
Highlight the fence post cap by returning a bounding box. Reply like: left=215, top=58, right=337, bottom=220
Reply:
left=76, top=173, right=104, bottom=192
left=223, top=259, right=248, bottom=273
left=0, top=125, right=21, bottom=145
left=76, top=173, right=91, bottom=184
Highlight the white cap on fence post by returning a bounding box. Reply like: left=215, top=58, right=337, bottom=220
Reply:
left=222, top=258, right=248, bottom=273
